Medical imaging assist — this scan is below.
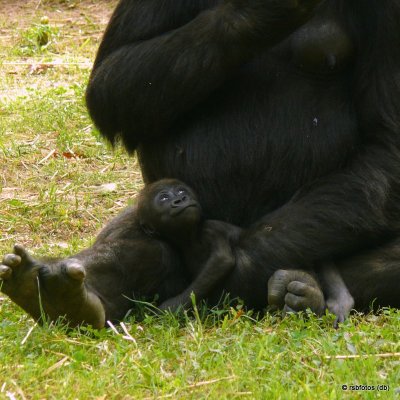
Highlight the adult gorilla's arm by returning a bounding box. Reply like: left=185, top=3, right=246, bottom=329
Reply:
left=240, top=2, right=400, bottom=275
left=242, top=142, right=400, bottom=273
left=86, top=0, right=320, bottom=151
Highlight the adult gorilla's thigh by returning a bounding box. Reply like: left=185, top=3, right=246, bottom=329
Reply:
left=337, top=240, right=400, bottom=310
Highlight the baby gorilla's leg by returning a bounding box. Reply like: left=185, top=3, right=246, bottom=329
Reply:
left=0, top=245, right=105, bottom=329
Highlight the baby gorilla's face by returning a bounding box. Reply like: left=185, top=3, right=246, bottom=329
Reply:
left=140, top=179, right=202, bottom=239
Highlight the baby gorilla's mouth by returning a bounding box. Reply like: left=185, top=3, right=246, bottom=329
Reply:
left=171, top=202, right=199, bottom=215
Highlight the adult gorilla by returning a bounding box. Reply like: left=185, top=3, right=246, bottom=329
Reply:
left=1, top=0, right=400, bottom=326
left=85, top=0, right=400, bottom=308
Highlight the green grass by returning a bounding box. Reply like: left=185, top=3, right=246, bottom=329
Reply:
left=1, top=2, right=400, bottom=399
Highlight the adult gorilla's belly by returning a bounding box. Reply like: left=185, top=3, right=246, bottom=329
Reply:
left=137, top=65, right=359, bottom=227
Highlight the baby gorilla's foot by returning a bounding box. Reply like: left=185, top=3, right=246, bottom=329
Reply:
left=268, top=269, right=326, bottom=315
left=0, top=245, right=105, bottom=329
left=0, top=245, right=43, bottom=319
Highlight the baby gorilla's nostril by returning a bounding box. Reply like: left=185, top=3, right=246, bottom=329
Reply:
left=172, top=198, right=184, bottom=206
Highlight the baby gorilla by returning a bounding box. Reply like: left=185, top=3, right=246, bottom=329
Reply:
left=138, top=179, right=354, bottom=325
left=0, top=180, right=353, bottom=328
left=136, top=179, right=240, bottom=311
left=0, top=206, right=188, bottom=329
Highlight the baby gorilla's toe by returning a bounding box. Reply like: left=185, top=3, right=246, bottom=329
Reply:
left=0, top=264, right=13, bottom=280
left=0, top=252, right=23, bottom=280
left=3, top=253, right=22, bottom=268
left=0, top=245, right=40, bottom=289
left=0, top=245, right=44, bottom=320
left=64, top=259, right=86, bottom=282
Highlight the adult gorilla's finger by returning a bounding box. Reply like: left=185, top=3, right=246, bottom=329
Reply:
left=286, top=280, right=308, bottom=296
left=268, top=270, right=291, bottom=308
left=284, top=292, right=308, bottom=311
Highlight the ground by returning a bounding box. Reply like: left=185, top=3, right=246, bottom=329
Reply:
left=0, top=2, right=399, bottom=399
left=0, top=0, right=140, bottom=252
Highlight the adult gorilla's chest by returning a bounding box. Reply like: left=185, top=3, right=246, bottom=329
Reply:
left=137, top=7, right=359, bottom=226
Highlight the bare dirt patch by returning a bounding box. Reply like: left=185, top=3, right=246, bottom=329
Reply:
left=0, top=0, right=116, bottom=31
left=0, top=0, right=117, bottom=101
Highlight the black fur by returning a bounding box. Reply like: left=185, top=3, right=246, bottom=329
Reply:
left=86, top=0, right=400, bottom=284
left=5, top=0, right=390, bottom=326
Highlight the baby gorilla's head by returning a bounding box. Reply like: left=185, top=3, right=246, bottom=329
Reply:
left=137, top=179, right=202, bottom=240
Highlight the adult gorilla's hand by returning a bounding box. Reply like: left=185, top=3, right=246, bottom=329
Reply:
left=227, top=0, right=323, bottom=35
left=268, top=269, right=325, bottom=315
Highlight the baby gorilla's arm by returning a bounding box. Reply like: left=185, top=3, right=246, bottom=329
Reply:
left=159, top=220, right=237, bottom=311
left=0, top=245, right=105, bottom=329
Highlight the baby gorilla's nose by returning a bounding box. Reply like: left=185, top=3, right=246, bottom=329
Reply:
left=172, top=195, right=188, bottom=207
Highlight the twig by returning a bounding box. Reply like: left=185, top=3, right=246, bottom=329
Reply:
left=325, top=352, right=400, bottom=360
left=38, top=149, right=56, bottom=165
left=6, top=392, right=16, bottom=400
left=21, top=323, right=37, bottom=345
left=185, top=375, right=236, bottom=389
left=107, top=320, right=120, bottom=335
left=3, top=62, right=92, bottom=67
left=10, top=381, right=26, bottom=400
left=142, top=376, right=237, bottom=400
left=120, top=322, right=136, bottom=343
left=42, top=356, right=69, bottom=377
left=142, top=390, right=177, bottom=400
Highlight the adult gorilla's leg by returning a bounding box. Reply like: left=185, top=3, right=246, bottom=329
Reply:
left=338, top=239, right=400, bottom=310
left=0, top=245, right=105, bottom=328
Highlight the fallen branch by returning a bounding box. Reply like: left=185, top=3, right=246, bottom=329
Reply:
left=42, top=356, right=69, bottom=377
left=325, top=352, right=400, bottom=360
left=142, top=376, right=237, bottom=400
left=21, top=323, right=37, bottom=345
left=3, top=61, right=92, bottom=67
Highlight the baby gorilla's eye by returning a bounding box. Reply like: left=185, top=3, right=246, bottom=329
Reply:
left=158, top=193, right=170, bottom=202
left=177, top=188, right=186, bottom=195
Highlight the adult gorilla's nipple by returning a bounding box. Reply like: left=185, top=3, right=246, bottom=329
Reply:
left=290, top=18, right=354, bottom=74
